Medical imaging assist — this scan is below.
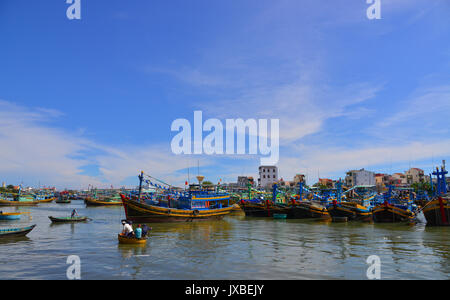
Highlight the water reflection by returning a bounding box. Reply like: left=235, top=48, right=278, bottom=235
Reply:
left=0, top=201, right=449, bottom=279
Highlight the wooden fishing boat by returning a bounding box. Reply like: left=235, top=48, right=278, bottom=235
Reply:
left=0, top=212, right=22, bottom=221
left=121, top=194, right=234, bottom=222
left=327, top=201, right=372, bottom=221
left=422, top=166, right=450, bottom=226
left=0, top=198, right=39, bottom=206
left=118, top=234, right=147, bottom=245
left=121, top=172, right=234, bottom=223
left=37, top=197, right=56, bottom=203
left=240, top=200, right=290, bottom=217
left=48, top=216, right=89, bottom=223
left=0, top=224, right=36, bottom=238
left=290, top=201, right=331, bottom=219
left=55, top=199, right=71, bottom=204
left=85, top=197, right=122, bottom=206
left=422, top=197, right=450, bottom=226
left=372, top=201, right=415, bottom=223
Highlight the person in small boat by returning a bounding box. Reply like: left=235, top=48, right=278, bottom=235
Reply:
left=122, top=220, right=134, bottom=237
left=141, top=224, right=150, bottom=237
left=135, top=224, right=142, bottom=239
left=71, top=209, right=78, bottom=218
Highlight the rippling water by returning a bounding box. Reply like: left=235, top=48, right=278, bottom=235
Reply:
left=0, top=201, right=449, bottom=279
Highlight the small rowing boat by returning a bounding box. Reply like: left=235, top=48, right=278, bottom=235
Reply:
left=118, top=234, right=147, bottom=245
left=0, top=212, right=22, bottom=221
left=0, top=225, right=36, bottom=238
left=48, top=216, right=89, bottom=223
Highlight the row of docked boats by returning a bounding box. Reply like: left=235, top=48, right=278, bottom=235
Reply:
left=0, top=189, right=57, bottom=206
left=239, top=166, right=449, bottom=226
left=116, top=165, right=448, bottom=227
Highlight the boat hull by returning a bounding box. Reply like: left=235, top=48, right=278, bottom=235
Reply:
left=0, top=225, right=36, bottom=238
left=422, top=197, right=450, bottom=226
left=118, top=234, right=147, bottom=245
left=37, top=197, right=56, bottom=203
left=240, top=202, right=290, bottom=218
left=0, top=213, right=21, bottom=220
left=121, top=195, right=234, bottom=223
left=372, top=204, right=414, bottom=223
left=290, top=202, right=330, bottom=219
left=49, top=216, right=88, bottom=223
left=85, top=197, right=122, bottom=206
left=327, top=203, right=372, bottom=221
left=0, top=200, right=39, bottom=206
left=55, top=200, right=71, bottom=204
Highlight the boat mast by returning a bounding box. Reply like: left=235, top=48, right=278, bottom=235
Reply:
left=138, top=171, right=144, bottom=203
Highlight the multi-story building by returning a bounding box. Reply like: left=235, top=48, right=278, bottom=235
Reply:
left=293, top=174, right=306, bottom=184
left=345, top=169, right=375, bottom=187
left=319, top=178, right=333, bottom=188
left=405, top=168, right=425, bottom=184
left=258, top=166, right=278, bottom=188
left=237, top=176, right=255, bottom=188
left=392, top=173, right=407, bottom=185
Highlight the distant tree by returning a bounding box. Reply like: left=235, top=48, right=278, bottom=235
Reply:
left=6, top=185, right=14, bottom=190
left=202, top=181, right=213, bottom=186
left=411, top=182, right=432, bottom=194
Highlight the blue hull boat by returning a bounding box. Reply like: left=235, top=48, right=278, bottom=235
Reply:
left=0, top=212, right=21, bottom=221
left=0, top=225, right=36, bottom=238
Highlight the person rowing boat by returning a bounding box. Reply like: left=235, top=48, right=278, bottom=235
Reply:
left=121, top=220, right=134, bottom=237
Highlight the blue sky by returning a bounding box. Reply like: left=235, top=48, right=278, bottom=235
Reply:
left=1, top=0, right=450, bottom=189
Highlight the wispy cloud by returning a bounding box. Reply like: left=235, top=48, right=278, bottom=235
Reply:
left=0, top=100, right=210, bottom=189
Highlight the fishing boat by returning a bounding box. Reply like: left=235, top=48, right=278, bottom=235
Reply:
left=240, top=184, right=291, bottom=217
left=120, top=172, right=234, bottom=223
left=327, top=184, right=374, bottom=221
left=240, top=199, right=291, bottom=217
left=287, top=182, right=331, bottom=219
left=372, top=201, right=415, bottom=223
left=0, top=193, right=39, bottom=206
left=85, top=190, right=122, bottom=206
left=290, top=201, right=330, bottom=219
left=56, top=191, right=71, bottom=203
left=118, top=234, right=147, bottom=245
left=422, top=196, right=450, bottom=226
left=0, top=212, right=22, bottom=221
left=48, top=216, right=89, bottom=223
left=422, top=165, right=450, bottom=226
left=55, top=198, right=71, bottom=204
left=85, top=197, right=122, bottom=206
left=372, top=186, right=416, bottom=223
left=0, top=224, right=36, bottom=238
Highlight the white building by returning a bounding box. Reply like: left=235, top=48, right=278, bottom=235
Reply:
left=258, top=166, right=278, bottom=188
left=345, top=169, right=375, bottom=187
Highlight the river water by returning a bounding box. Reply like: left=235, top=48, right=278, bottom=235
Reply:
left=0, top=201, right=448, bottom=280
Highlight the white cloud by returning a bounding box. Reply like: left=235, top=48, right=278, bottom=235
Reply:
left=278, top=140, right=450, bottom=183
left=0, top=100, right=211, bottom=189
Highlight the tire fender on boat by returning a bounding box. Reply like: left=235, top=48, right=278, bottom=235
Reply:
left=193, top=210, right=200, bottom=216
